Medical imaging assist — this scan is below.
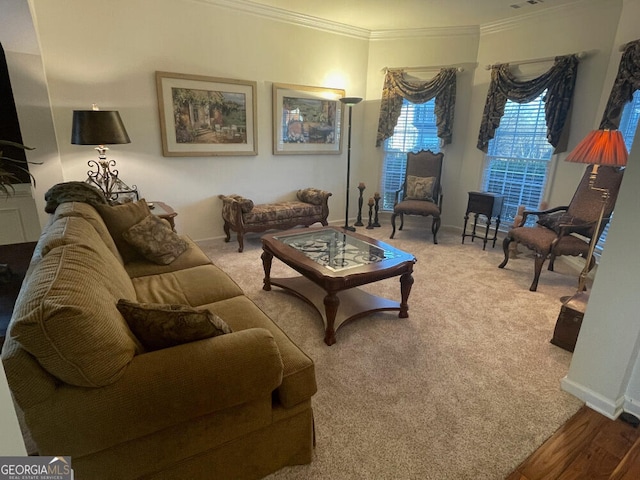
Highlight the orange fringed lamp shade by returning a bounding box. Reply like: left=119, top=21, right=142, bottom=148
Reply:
left=565, top=129, right=628, bottom=166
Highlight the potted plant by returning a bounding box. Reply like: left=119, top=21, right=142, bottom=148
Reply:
left=0, top=139, right=36, bottom=198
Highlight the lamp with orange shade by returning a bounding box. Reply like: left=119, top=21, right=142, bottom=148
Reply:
left=564, top=129, right=628, bottom=293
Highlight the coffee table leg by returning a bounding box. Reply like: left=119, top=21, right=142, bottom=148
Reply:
left=261, top=250, right=273, bottom=291
left=323, top=293, right=340, bottom=346
left=399, top=272, right=414, bottom=318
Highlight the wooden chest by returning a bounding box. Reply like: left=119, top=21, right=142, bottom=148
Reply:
left=551, top=292, right=589, bottom=352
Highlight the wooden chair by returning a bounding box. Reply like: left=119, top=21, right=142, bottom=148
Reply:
left=390, top=150, right=444, bottom=244
left=498, top=165, right=624, bottom=291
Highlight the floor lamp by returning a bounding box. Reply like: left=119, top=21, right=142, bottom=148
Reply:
left=339, top=97, right=362, bottom=231
left=564, top=129, right=628, bottom=298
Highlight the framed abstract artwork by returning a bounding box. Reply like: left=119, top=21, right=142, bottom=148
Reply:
left=272, top=83, right=345, bottom=155
left=156, top=71, right=257, bottom=156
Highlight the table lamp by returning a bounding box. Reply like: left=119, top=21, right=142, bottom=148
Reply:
left=71, top=104, right=137, bottom=202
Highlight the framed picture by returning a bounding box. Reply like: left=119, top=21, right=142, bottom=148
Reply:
left=155, top=71, right=257, bottom=156
left=272, top=83, right=345, bottom=155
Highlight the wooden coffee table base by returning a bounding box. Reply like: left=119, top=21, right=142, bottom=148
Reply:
left=264, top=275, right=412, bottom=346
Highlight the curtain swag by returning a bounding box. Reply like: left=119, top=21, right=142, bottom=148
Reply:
left=476, top=54, right=580, bottom=153
left=375, top=68, right=457, bottom=147
left=600, top=39, right=640, bottom=130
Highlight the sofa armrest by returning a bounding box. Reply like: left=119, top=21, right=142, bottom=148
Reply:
left=27, top=328, right=284, bottom=456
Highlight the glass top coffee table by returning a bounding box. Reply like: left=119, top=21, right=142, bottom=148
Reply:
left=261, top=227, right=416, bottom=345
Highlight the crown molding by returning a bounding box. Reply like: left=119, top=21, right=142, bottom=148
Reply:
left=190, top=0, right=595, bottom=41
left=370, top=25, right=479, bottom=41
left=481, top=0, right=594, bottom=35
left=193, top=0, right=371, bottom=39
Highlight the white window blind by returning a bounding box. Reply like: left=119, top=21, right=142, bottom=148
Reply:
left=381, top=98, right=440, bottom=210
left=482, top=92, right=554, bottom=225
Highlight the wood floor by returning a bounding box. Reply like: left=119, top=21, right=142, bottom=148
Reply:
left=507, top=405, right=640, bottom=479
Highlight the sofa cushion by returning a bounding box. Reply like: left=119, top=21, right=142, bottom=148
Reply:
left=132, top=264, right=244, bottom=307
left=9, top=244, right=142, bottom=387
left=125, top=236, right=212, bottom=278
left=44, top=203, right=123, bottom=263
left=123, top=214, right=189, bottom=265
left=203, top=295, right=317, bottom=408
left=96, top=199, right=152, bottom=263
left=117, top=299, right=232, bottom=351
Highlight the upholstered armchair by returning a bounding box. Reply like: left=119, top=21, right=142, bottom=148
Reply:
left=498, top=165, right=624, bottom=291
left=390, top=150, right=444, bottom=244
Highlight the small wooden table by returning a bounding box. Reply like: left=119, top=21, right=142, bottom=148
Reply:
left=462, top=192, right=504, bottom=250
left=149, top=201, right=177, bottom=231
left=261, top=227, right=416, bottom=346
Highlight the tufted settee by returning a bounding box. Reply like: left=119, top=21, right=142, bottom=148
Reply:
left=219, top=188, right=332, bottom=252
left=1, top=199, right=317, bottom=479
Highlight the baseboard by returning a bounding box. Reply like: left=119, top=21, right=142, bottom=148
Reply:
left=561, top=376, right=625, bottom=419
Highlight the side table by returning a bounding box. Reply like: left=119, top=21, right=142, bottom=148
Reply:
left=462, top=192, right=504, bottom=250
left=149, top=201, right=177, bottom=231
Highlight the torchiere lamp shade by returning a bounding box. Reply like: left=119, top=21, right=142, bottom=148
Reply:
left=71, top=110, right=131, bottom=145
left=565, top=129, right=628, bottom=167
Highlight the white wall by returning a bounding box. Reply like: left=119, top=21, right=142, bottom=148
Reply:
left=562, top=0, right=640, bottom=419
left=363, top=29, right=480, bottom=227
left=28, top=0, right=369, bottom=241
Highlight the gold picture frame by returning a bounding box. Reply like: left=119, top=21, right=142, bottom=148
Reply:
left=156, top=71, right=258, bottom=156
left=272, top=83, right=345, bottom=155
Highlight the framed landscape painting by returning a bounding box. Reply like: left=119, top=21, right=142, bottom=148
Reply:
left=272, top=83, right=345, bottom=155
left=156, top=71, right=257, bottom=156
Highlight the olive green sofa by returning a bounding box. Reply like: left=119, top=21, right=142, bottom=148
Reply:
left=1, top=199, right=317, bottom=479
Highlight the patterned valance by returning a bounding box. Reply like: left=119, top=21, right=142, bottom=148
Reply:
left=477, top=54, right=580, bottom=153
left=600, top=39, right=640, bottom=130
left=375, top=68, right=457, bottom=147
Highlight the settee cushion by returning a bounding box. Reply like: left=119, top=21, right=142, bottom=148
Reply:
left=9, top=244, right=142, bottom=387
left=243, top=202, right=321, bottom=226
left=96, top=199, right=152, bottom=263
left=117, top=299, right=232, bottom=351
left=123, top=214, right=188, bottom=265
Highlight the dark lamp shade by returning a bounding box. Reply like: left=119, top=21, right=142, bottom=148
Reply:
left=565, top=129, right=628, bottom=167
left=340, top=97, right=363, bottom=106
left=71, top=110, right=131, bottom=145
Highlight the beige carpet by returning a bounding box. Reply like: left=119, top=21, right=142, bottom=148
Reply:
left=198, top=220, right=585, bottom=480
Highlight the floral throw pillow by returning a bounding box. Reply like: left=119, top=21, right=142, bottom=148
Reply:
left=227, top=194, right=254, bottom=213
left=117, top=299, right=232, bottom=351
left=406, top=175, right=435, bottom=201
left=297, top=188, right=326, bottom=205
left=122, top=214, right=188, bottom=265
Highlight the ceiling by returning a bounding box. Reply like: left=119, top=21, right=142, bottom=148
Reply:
left=243, top=0, right=585, bottom=31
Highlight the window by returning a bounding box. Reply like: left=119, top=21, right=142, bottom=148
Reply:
left=482, top=92, right=554, bottom=225
left=619, top=89, right=640, bottom=152
left=597, top=89, right=640, bottom=249
left=380, top=98, right=440, bottom=210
